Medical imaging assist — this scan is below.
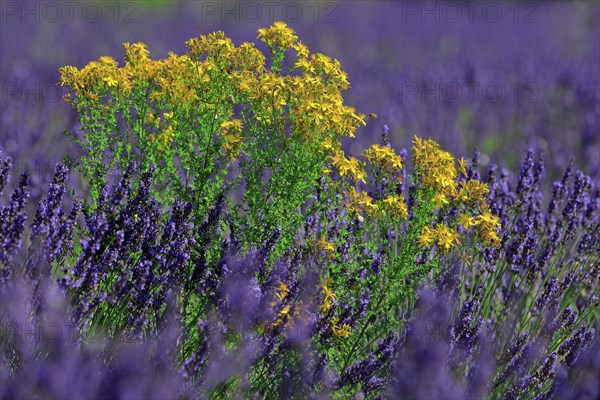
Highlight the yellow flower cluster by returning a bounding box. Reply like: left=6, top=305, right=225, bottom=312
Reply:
left=60, top=21, right=366, bottom=159
left=285, top=78, right=364, bottom=142
left=148, top=111, right=177, bottom=151
left=344, top=188, right=409, bottom=221
left=419, top=208, right=500, bottom=251
left=318, top=280, right=350, bottom=338
left=275, top=281, right=290, bottom=301
left=149, top=126, right=174, bottom=151
left=257, top=21, right=299, bottom=50
left=145, top=112, right=160, bottom=129
left=60, top=56, right=128, bottom=96
left=320, top=279, right=337, bottom=313
left=411, top=136, right=493, bottom=208
left=124, top=42, right=150, bottom=62
left=412, top=136, right=458, bottom=200
left=220, top=119, right=244, bottom=160
left=331, top=317, right=351, bottom=338
left=458, top=157, right=468, bottom=176
left=364, top=144, right=403, bottom=176
left=331, top=151, right=366, bottom=183
left=457, top=213, right=477, bottom=229
left=455, top=179, right=490, bottom=206
left=325, top=136, right=498, bottom=250
left=186, top=30, right=234, bottom=58
left=475, top=207, right=501, bottom=247
left=345, top=188, right=378, bottom=217
left=268, top=281, right=293, bottom=330
left=245, top=24, right=361, bottom=140
left=316, top=237, right=336, bottom=260
left=381, top=194, right=408, bottom=219
left=264, top=283, right=317, bottom=333
left=300, top=53, right=350, bottom=89
left=410, top=136, right=500, bottom=248
left=418, top=224, right=461, bottom=251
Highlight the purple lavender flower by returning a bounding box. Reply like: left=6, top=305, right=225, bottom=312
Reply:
left=0, top=171, right=29, bottom=275
left=558, top=325, right=595, bottom=368
left=0, top=151, right=11, bottom=196
left=389, top=290, right=468, bottom=399
left=1, top=276, right=189, bottom=400
left=553, top=335, right=600, bottom=399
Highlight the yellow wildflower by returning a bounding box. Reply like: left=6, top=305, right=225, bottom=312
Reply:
left=315, top=237, right=337, bottom=259
left=131, top=42, right=149, bottom=58
left=59, top=66, right=78, bottom=87
left=322, top=136, right=340, bottom=153
left=364, top=144, right=403, bottom=169
left=293, top=41, right=309, bottom=59
left=322, top=281, right=336, bottom=301
left=418, top=226, right=435, bottom=248
left=331, top=152, right=348, bottom=177
left=317, top=237, right=335, bottom=257
left=221, top=119, right=243, bottom=132
left=320, top=298, right=333, bottom=313
left=123, top=42, right=150, bottom=64
left=457, top=213, right=476, bottom=229
left=331, top=152, right=366, bottom=184
left=99, top=56, right=118, bottom=67
left=320, top=279, right=337, bottom=313
left=280, top=305, right=291, bottom=315
left=381, top=194, right=408, bottom=219
left=102, top=76, right=118, bottom=87
left=257, top=21, right=298, bottom=50
left=455, top=180, right=489, bottom=205
left=275, top=281, right=290, bottom=301
left=475, top=210, right=501, bottom=247
left=348, top=157, right=367, bottom=184
left=294, top=57, right=314, bottom=73
left=364, top=201, right=381, bottom=217
left=331, top=317, right=351, bottom=338
left=346, top=188, right=377, bottom=217
left=272, top=304, right=291, bottom=328
left=432, top=192, right=449, bottom=208
left=482, top=230, right=501, bottom=247
left=476, top=210, right=501, bottom=229
left=434, top=224, right=461, bottom=251
left=355, top=113, right=367, bottom=127
left=458, top=157, right=468, bottom=176
left=223, top=133, right=242, bottom=160
left=412, top=136, right=457, bottom=196
left=155, top=126, right=175, bottom=151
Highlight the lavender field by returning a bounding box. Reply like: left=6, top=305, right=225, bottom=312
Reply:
left=1, top=1, right=599, bottom=399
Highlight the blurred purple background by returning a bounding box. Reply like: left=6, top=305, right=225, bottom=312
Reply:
left=1, top=0, right=598, bottom=201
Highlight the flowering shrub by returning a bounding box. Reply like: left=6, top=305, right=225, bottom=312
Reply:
left=1, top=22, right=598, bottom=400
left=59, top=22, right=365, bottom=252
